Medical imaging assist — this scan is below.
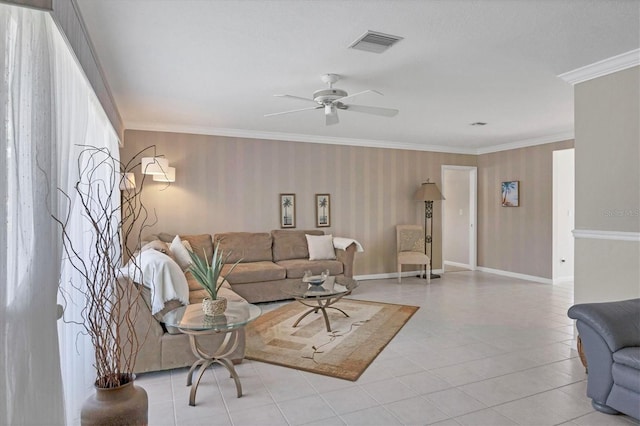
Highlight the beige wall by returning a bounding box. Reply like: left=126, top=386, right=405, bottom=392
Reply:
left=574, top=66, right=640, bottom=303
left=477, top=140, right=574, bottom=279
left=122, top=130, right=476, bottom=276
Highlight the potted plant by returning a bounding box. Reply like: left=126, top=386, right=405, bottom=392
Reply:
left=55, top=146, right=160, bottom=425
left=188, top=241, right=241, bottom=316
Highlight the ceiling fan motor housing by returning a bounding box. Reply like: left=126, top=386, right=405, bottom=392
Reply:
left=313, top=88, right=348, bottom=104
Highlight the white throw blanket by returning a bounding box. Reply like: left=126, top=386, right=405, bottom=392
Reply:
left=122, top=250, right=190, bottom=315
left=333, top=237, right=364, bottom=252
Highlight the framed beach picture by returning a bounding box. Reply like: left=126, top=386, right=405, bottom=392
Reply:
left=501, top=181, right=519, bottom=207
left=280, top=194, right=296, bottom=228
left=315, top=194, right=330, bottom=227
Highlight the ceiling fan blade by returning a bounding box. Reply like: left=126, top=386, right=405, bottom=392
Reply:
left=264, top=105, right=322, bottom=117
left=343, top=104, right=399, bottom=117
left=333, top=89, right=382, bottom=105
left=274, top=94, right=318, bottom=104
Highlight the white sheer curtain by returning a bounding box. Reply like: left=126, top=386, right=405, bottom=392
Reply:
left=1, top=4, right=121, bottom=425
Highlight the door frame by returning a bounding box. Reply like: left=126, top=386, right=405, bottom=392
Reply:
left=552, top=148, right=575, bottom=284
left=441, top=165, right=478, bottom=272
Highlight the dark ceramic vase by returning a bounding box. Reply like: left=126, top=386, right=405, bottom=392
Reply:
left=81, top=375, right=148, bottom=426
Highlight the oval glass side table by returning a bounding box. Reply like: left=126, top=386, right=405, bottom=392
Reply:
left=163, top=301, right=261, bottom=406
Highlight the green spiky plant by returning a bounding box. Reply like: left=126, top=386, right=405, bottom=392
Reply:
left=187, top=242, right=241, bottom=300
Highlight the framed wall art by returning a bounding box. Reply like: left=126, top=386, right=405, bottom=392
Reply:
left=280, top=193, right=296, bottom=228
left=315, top=194, right=330, bottom=227
left=501, top=181, right=519, bottom=207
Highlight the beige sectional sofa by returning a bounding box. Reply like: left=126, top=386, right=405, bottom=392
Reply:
left=121, top=233, right=247, bottom=374
left=125, top=230, right=357, bottom=373
left=215, top=229, right=357, bottom=303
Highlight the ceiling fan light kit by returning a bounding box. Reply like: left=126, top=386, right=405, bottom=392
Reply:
left=265, top=73, right=398, bottom=126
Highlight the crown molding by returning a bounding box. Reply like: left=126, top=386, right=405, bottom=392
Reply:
left=475, top=131, right=574, bottom=155
left=124, top=122, right=477, bottom=154
left=558, top=49, right=640, bottom=85
left=126, top=122, right=576, bottom=156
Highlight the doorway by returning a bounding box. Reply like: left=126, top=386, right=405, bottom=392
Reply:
left=553, top=148, right=575, bottom=283
left=441, top=166, right=477, bottom=272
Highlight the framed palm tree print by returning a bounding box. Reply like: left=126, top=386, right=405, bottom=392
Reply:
left=280, top=194, right=296, bottom=228
left=315, top=194, right=330, bottom=227
left=501, top=181, right=519, bottom=207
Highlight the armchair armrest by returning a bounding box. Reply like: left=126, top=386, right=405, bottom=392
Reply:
left=568, top=298, right=640, bottom=352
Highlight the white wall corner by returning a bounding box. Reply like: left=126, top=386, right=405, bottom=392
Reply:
left=558, top=49, right=640, bottom=85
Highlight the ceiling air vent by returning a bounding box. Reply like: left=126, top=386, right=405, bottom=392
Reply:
left=349, top=30, right=403, bottom=54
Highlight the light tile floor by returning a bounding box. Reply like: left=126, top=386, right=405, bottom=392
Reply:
left=137, top=272, right=639, bottom=426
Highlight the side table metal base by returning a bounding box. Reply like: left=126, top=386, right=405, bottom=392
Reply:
left=293, top=295, right=350, bottom=332
left=182, top=329, right=242, bottom=406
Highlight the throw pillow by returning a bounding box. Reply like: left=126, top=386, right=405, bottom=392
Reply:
left=306, top=234, right=336, bottom=260
left=170, top=235, right=193, bottom=271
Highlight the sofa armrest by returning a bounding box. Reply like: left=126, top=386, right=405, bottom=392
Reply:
left=568, top=299, right=640, bottom=352
left=336, top=243, right=357, bottom=278
left=117, top=276, right=165, bottom=372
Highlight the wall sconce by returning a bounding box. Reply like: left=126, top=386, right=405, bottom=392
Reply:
left=152, top=167, right=176, bottom=183
left=141, top=157, right=169, bottom=175
left=119, top=172, right=136, bottom=190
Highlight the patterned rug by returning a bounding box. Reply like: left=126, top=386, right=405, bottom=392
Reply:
left=245, top=299, right=418, bottom=381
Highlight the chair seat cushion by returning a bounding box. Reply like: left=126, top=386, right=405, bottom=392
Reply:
left=223, top=261, right=286, bottom=284
left=613, top=347, right=640, bottom=369
left=398, top=251, right=429, bottom=264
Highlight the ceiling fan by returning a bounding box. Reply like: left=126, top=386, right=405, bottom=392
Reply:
left=265, top=74, right=399, bottom=126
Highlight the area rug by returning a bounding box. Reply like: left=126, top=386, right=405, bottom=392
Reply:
left=245, top=299, right=418, bottom=381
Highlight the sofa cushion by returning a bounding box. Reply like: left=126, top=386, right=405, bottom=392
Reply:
left=613, top=347, right=640, bottom=370
left=181, top=234, right=214, bottom=264
left=272, top=229, right=324, bottom=261
left=214, top=232, right=272, bottom=263
left=188, top=282, right=245, bottom=304
left=612, top=362, right=640, bottom=393
left=222, top=261, right=286, bottom=284
left=184, top=271, right=203, bottom=292
left=146, top=232, right=176, bottom=244
left=276, top=259, right=343, bottom=279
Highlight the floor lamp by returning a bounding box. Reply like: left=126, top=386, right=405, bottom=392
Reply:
left=414, top=180, right=445, bottom=279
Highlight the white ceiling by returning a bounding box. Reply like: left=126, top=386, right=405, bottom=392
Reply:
left=75, top=0, right=640, bottom=153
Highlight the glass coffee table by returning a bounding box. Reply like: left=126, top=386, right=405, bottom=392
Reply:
left=280, top=276, right=358, bottom=332
left=163, top=300, right=261, bottom=406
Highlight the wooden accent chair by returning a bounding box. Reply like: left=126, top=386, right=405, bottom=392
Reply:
left=396, top=225, right=430, bottom=283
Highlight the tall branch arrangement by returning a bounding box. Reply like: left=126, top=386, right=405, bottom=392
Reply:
left=54, top=145, right=162, bottom=389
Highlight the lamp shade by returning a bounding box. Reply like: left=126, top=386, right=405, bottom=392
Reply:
left=414, top=182, right=445, bottom=201
left=152, top=167, right=175, bottom=183
left=119, top=172, right=136, bottom=190
left=141, top=157, right=169, bottom=175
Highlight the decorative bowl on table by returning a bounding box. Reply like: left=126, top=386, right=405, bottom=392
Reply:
left=303, top=275, right=325, bottom=286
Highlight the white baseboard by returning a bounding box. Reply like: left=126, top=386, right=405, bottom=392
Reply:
left=443, top=261, right=473, bottom=270
left=475, top=267, right=553, bottom=285
left=355, top=269, right=444, bottom=281
left=553, top=276, right=574, bottom=285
